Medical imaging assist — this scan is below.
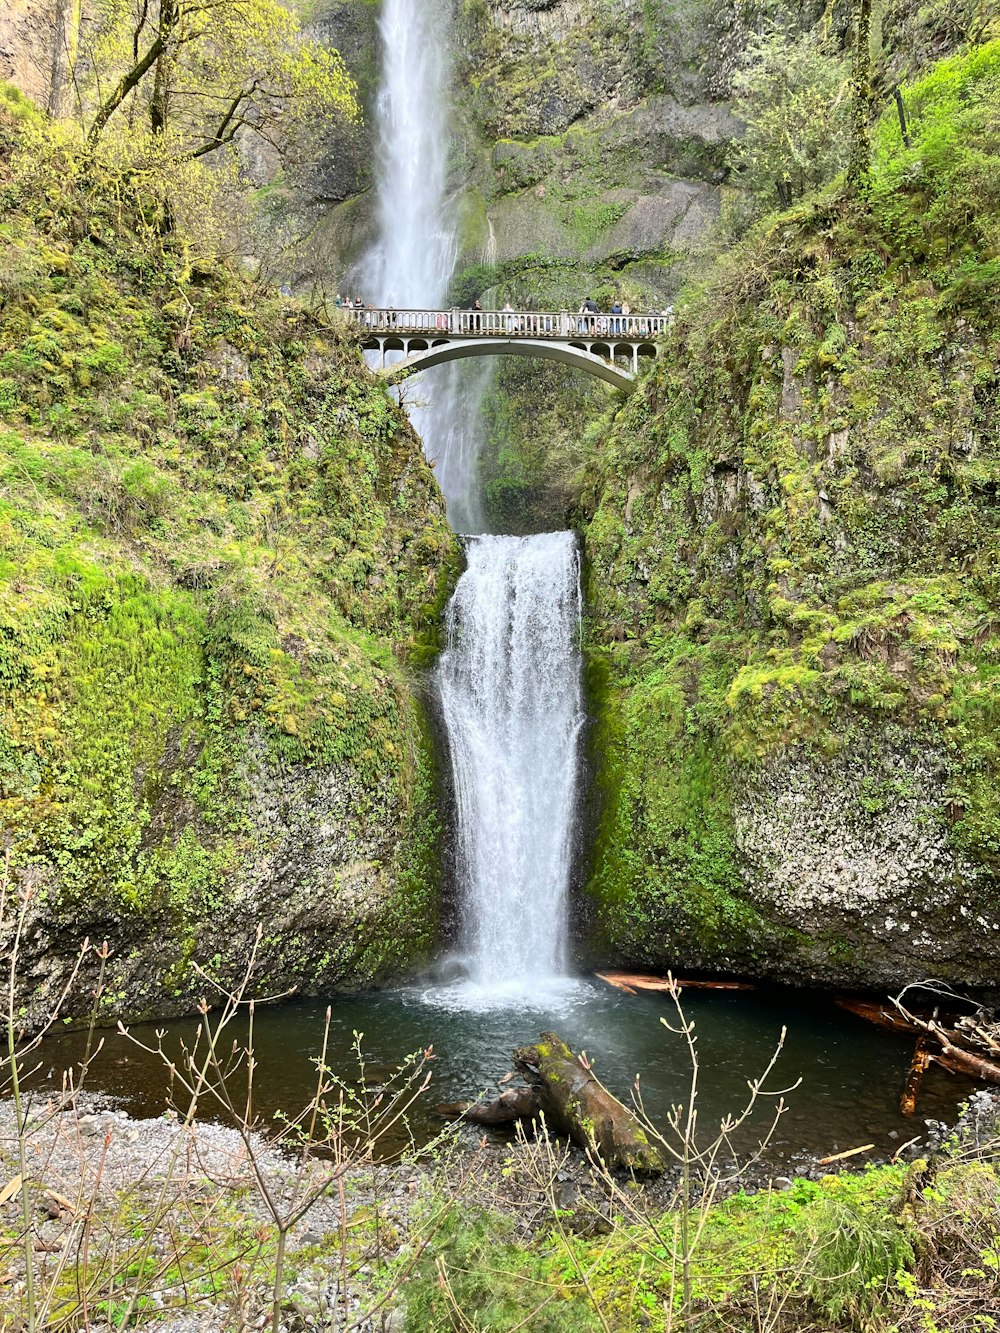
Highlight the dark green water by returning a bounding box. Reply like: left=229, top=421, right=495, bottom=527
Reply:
left=37, top=979, right=973, bottom=1164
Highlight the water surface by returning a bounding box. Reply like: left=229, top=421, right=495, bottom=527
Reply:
left=37, top=980, right=974, bottom=1166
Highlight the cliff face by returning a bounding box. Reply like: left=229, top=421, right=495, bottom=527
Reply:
left=305, top=0, right=756, bottom=303
left=0, top=0, right=61, bottom=107
left=449, top=0, right=742, bottom=305
left=580, top=43, right=1000, bottom=989
left=0, top=109, right=458, bottom=1025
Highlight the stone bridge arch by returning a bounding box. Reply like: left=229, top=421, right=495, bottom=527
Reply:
left=367, top=336, right=648, bottom=392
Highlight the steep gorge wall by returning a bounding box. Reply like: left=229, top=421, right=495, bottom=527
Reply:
left=0, top=0, right=67, bottom=108
left=0, top=111, right=458, bottom=1025
left=580, top=43, right=1000, bottom=989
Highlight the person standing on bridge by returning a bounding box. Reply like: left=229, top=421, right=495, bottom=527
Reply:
left=610, top=299, right=623, bottom=335
left=472, top=299, right=483, bottom=332
left=579, top=296, right=598, bottom=334
left=502, top=300, right=514, bottom=332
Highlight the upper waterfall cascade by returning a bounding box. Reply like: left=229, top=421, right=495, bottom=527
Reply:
left=358, top=0, right=454, bottom=308
left=358, top=0, right=485, bottom=534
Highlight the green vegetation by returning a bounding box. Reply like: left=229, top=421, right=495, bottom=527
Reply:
left=581, top=41, right=1000, bottom=978
left=730, top=22, right=850, bottom=209
left=0, top=99, right=457, bottom=1015
left=403, top=1147, right=1000, bottom=1332
left=59, top=0, right=356, bottom=160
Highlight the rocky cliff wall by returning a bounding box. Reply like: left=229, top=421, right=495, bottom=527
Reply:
left=0, top=109, right=458, bottom=1026
left=0, top=0, right=62, bottom=107
left=580, top=43, right=1000, bottom=989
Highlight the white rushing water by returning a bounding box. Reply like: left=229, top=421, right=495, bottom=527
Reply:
left=357, top=0, right=486, bottom=533
left=361, top=1, right=583, bottom=998
left=437, top=534, right=586, bottom=991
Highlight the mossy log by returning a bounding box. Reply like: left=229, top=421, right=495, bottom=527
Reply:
left=513, top=1032, right=664, bottom=1173
left=450, top=1033, right=665, bottom=1172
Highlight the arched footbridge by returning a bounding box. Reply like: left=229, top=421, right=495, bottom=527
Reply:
left=348, top=307, right=668, bottom=392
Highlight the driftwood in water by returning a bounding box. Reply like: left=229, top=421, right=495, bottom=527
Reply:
left=838, top=993, right=1000, bottom=1110
left=514, top=1032, right=664, bottom=1173
left=930, top=1029, right=1000, bottom=1086
left=597, top=972, right=755, bottom=996
left=900, top=1037, right=931, bottom=1116
left=443, top=1032, right=664, bottom=1173
left=835, top=997, right=915, bottom=1034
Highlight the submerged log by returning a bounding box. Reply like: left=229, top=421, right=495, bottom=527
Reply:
left=513, top=1032, right=664, bottom=1173
left=900, top=1037, right=931, bottom=1116
left=455, top=1086, right=543, bottom=1126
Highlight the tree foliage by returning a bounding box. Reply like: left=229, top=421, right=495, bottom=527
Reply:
left=75, top=0, right=357, bottom=165
left=729, top=25, right=850, bottom=207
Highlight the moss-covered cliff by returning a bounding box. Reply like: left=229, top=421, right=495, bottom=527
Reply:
left=0, top=102, right=458, bottom=1023
left=580, top=43, right=1000, bottom=988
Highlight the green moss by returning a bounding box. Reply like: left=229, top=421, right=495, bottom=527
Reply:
left=583, top=634, right=807, bottom=967
left=0, top=117, right=458, bottom=1008
left=579, top=42, right=1000, bottom=964
left=399, top=1153, right=1000, bottom=1332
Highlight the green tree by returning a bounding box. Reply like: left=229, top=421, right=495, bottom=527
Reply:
left=80, top=0, right=356, bottom=163
left=729, top=25, right=850, bottom=208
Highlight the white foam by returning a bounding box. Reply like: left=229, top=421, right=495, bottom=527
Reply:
left=410, top=976, right=597, bottom=1016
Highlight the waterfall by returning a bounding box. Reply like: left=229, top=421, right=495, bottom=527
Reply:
left=362, top=1, right=585, bottom=1000
left=437, top=534, right=585, bottom=990
left=358, top=0, right=486, bottom=534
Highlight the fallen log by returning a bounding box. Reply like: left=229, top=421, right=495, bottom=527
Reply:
left=514, top=1032, right=664, bottom=1173
left=841, top=991, right=1000, bottom=1090
left=834, top=998, right=918, bottom=1034
left=930, top=1029, right=1000, bottom=1087
left=443, top=1085, right=543, bottom=1127
left=597, top=972, right=754, bottom=995
left=900, top=1037, right=931, bottom=1117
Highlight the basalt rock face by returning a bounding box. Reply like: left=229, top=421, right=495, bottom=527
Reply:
left=730, top=736, right=997, bottom=989
left=450, top=0, right=744, bottom=300
left=579, top=45, right=1000, bottom=990
left=0, top=0, right=62, bottom=107
left=0, top=112, right=459, bottom=1028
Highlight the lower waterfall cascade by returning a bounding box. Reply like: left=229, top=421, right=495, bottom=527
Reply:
left=435, top=532, right=586, bottom=994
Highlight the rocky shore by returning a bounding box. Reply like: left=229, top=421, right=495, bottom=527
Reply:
left=5, top=1087, right=997, bottom=1330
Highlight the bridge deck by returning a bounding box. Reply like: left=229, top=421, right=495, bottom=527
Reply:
left=345, top=306, right=669, bottom=341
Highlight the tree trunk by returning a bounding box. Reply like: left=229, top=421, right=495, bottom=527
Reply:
left=47, top=0, right=82, bottom=118
left=513, top=1033, right=664, bottom=1173
left=149, top=0, right=179, bottom=136
left=847, top=0, right=874, bottom=192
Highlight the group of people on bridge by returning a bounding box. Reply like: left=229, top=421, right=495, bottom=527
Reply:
left=338, top=294, right=673, bottom=341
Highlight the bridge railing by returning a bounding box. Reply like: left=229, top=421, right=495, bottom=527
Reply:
left=345, top=307, right=669, bottom=340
